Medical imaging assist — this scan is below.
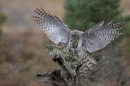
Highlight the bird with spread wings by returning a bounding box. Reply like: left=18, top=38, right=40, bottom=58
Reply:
left=33, top=8, right=125, bottom=53
left=33, top=8, right=125, bottom=71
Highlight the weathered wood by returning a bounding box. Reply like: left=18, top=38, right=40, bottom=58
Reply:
left=36, top=44, right=96, bottom=86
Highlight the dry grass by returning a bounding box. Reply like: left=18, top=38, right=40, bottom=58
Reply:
left=0, top=0, right=64, bottom=85
left=0, top=0, right=130, bottom=86
left=1, top=0, right=65, bottom=32
left=120, top=0, right=130, bottom=16
left=0, top=30, right=59, bottom=85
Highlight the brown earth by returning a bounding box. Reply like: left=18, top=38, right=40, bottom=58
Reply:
left=0, top=0, right=130, bottom=86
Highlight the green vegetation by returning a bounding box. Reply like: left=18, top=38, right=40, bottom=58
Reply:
left=64, top=0, right=118, bottom=30
left=0, top=7, right=6, bottom=36
left=64, top=0, right=130, bottom=37
left=64, top=0, right=130, bottom=55
left=64, top=0, right=130, bottom=85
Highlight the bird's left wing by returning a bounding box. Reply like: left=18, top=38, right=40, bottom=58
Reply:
left=33, top=8, right=71, bottom=45
left=82, top=21, right=125, bottom=53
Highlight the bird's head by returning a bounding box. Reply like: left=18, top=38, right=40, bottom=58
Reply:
left=71, top=30, right=79, bottom=36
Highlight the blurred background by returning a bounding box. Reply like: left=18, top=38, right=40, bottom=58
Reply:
left=0, top=0, right=130, bottom=86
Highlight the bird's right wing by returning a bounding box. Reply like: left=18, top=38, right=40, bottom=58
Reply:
left=33, top=8, right=71, bottom=45
left=82, top=21, right=125, bottom=53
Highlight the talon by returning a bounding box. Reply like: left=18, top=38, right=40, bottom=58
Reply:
left=75, top=39, right=79, bottom=46
left=58, top=42, right=66, bottom=49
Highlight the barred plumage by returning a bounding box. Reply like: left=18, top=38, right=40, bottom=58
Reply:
left=82, top=21, right=125, bottom=52
left=33, top=8, right=70, bottom=45
left=34, top=8, right=125, bottom=74
left=77, top=51, right=97, bottom=74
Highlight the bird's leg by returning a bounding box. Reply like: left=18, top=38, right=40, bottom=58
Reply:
left=57, top=42, right=66, bottom=49
left=76, top=38, right=82, bottom=53
left=75, top=39, right=78, bottom=47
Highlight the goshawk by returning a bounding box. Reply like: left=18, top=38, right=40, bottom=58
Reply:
left=33, top=8, right=125, bottom=59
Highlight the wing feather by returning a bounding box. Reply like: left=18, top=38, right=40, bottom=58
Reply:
left=82, top=21, right=125, bottom=52
left=33, top=8, right=70, bottom=44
